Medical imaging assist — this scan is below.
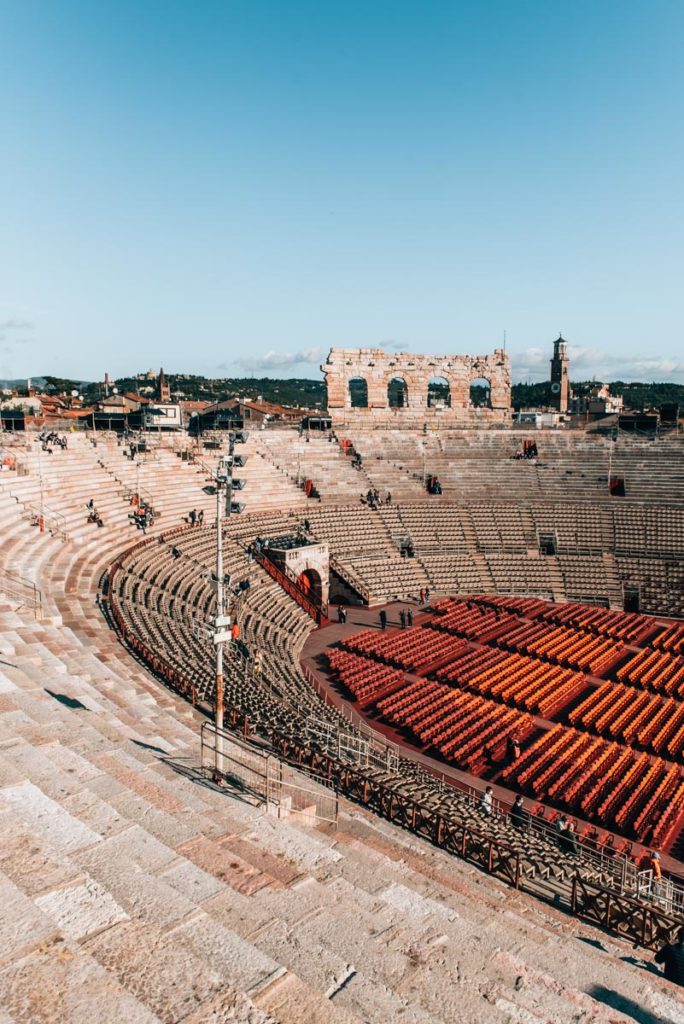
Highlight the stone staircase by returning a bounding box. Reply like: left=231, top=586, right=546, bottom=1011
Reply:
left=1, top=595, right=683, bottom=1023
left=0, top=436, right=683, bottom=1020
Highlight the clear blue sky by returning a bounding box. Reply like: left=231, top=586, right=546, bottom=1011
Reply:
left=1, top=0, right=682, bottom=383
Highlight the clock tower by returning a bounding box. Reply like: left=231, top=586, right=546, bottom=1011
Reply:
left=549, top=335, right=570, bottom=412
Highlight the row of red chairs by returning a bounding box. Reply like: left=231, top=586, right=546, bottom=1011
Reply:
left=539, top=602, right=648, bottom=642
left=378, top=679, right=443, bottom=724
left=653, top=622, right=684, bottom=655
left=503, top=723, right=683, bottom=843
left=341, top=626, right=469, bottom=673
left=494, top=620, right=622, bottom=675
left=375, top=678, right=533, bottom=774
left=462, top=594, right=550, bottom=619
left=632, top=763, right=680, bottom=838
left=651, top=779, right=684, bottom=849
left=617, top=647, right=684, bottom=697
left=435, top=647, right=586, bottom=718
left=429, top=599, right=518, bottom=643
left=326, top=649, right=405, bottom=709
left=571, top=682, right=684, bottom=757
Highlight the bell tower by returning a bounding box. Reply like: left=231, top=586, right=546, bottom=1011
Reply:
left=158, top=367, right=171, bottom=403
left=549, top=335, right=570, bottom=412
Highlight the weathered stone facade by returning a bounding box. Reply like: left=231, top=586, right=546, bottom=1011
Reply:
left=321, top=347, right=511, bottom=427
left=267, top=540, right=330, bottom=606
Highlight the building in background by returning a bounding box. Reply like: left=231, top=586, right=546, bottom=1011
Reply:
left=549, top=335, right=571, bottom=412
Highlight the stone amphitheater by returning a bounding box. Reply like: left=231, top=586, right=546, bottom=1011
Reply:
left=1, top=425, right=683, bottom=1024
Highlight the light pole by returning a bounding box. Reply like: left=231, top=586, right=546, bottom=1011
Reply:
left=211, top=430, right=249, bottom=774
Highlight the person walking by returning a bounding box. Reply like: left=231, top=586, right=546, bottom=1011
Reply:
left=655, top=927, right=684, bottom=986
left=419, top=588, right=425, bottom=604
left=337, top=605, right=345, bottom=624
left=480, top=786, right=493, bottom=817
left=197, top=509, right=204, bottom=526
left=379, top=609, right=387, bottom=630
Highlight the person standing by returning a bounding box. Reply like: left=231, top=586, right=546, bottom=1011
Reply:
left=379, top=609, right=387, bottom=630
left=480, top=786, right=493, bottom=817
left=399, top=609, right=406, bottom=629
left=424, top=587, right=431, bottom=604
left=407, top=608, right=413, bottom=627
left=510, top=795, right=527, bottom=830
left=506, top=734, right=521, bottom=763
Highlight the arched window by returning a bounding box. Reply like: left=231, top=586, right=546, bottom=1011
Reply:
left=469, top=377, right=491, bottom=408
left=348, top=377, right=368, bottom=408
left=388, top=376, right=408, bottom=408
left=427, top=375, right=451, bottom=408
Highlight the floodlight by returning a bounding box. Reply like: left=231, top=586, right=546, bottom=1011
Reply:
left=230, top=502, right=246, bottom=514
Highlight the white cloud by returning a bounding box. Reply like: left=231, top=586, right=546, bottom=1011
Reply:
left=511, top=344, right=684, bottom=384
left=0, top=318, right=34, bottom=332
left=235, top=346, right=324, bottom=372
left=377, top=338, right=408, bottom=352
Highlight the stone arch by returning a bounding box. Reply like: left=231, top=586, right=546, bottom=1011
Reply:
left=427, top=375, right=451, bottom=408
left=321, top=347, right=511, bottom=422
left=387, top=375, right=409, bottom=409
left=469, top=377, right=492, bottom=408
left=297, top=567, right=323, bottom=605
left=348, top=377, right=368, bottom=408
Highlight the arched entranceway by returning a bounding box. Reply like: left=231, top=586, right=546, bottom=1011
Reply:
left=427, top=375, right=451, bottom=408
left=469, top=377, right=492, bottom=408
left=388, top=376, right=408, bottom=408
left=348, top=377, right=368, bottom=408
left=297, top=568, right=323, bottom=605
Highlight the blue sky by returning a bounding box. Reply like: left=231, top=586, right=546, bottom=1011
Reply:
left=1, top=0, right=682, bottom=383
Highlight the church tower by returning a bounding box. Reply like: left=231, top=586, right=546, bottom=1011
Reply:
left=158, top=367, right=171, bottom=403
left=549, top=335, right=570, bottom=412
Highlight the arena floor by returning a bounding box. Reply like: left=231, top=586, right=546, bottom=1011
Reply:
left=301, top=597, right=684, bottom=873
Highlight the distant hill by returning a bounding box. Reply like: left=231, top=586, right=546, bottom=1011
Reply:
left=4, top=372, right=682, bottom=414
left=110, top=373, right=327, bottom=409
left=512, top=380, right=684, bottom=411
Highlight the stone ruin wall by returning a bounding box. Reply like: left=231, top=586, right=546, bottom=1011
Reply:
left=321, top=347, right=512, bottom=427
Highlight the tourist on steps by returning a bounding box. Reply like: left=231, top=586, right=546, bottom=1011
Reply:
left=510, top=795, right=527, bottom=830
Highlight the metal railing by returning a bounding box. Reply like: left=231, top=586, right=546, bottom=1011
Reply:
left=632, top=869, right=684, bottom=919
left=16, top=500, right=68, bottom=540
left=0, top=568, right=42, bottom=617
left=255, top=549, right=329, bottom=625
left=201, top=721, right=338, bottom=825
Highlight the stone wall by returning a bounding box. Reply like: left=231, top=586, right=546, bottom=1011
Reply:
left=321, top=347, right=511, bottom=427
left=269, top=541, right=330, bottom=606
